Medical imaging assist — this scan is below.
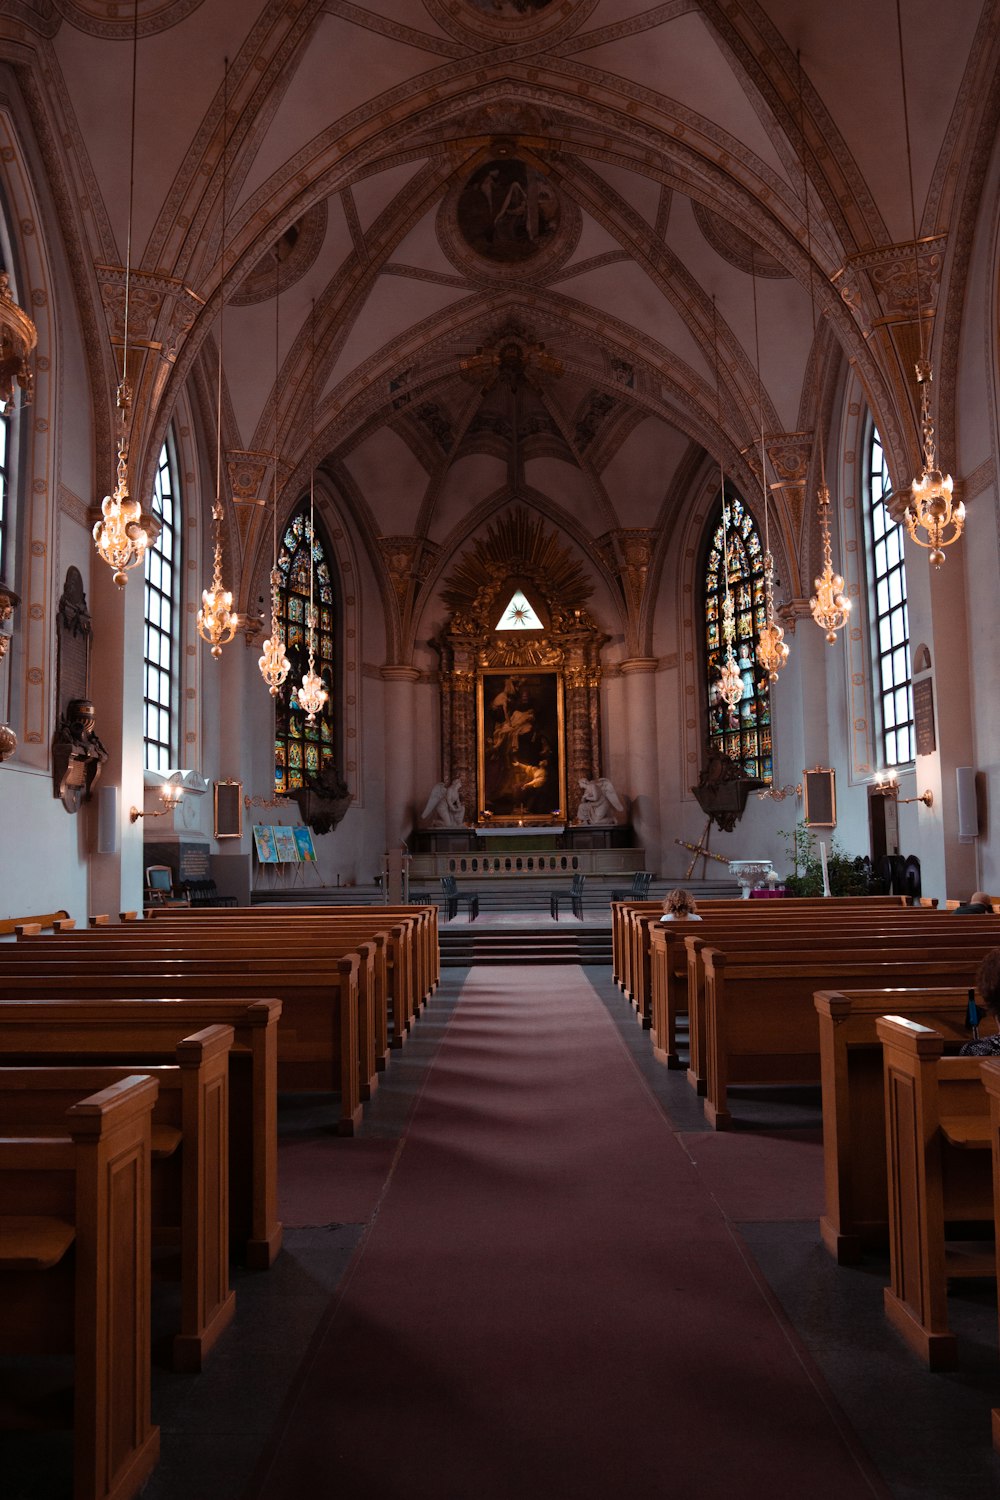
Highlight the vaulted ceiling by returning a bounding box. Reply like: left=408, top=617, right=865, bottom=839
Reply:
left=6, top=0, right=998, bottom=640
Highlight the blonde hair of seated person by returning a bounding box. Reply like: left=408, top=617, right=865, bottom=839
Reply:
left=663, top=888, right=699, bottom=917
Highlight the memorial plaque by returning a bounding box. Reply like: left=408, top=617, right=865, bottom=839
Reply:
left=913, top=677, right=936, bottom=755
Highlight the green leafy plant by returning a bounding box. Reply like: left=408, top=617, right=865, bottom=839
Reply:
left=777, top=820, right=882, bottom=897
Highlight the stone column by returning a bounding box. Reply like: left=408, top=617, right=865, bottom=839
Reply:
left=620, top=657, right=661, bottom=873
left=380, top=666, right=420, bottom=851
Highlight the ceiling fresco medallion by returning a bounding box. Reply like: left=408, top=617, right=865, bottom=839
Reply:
left=426, top=0, right=598, bottom=45
left=440, top=158, right=580, bottom=285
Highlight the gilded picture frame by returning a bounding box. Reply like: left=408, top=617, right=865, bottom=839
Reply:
left=476, top=669, right=566, bottom=824
left=803, top=766, right=836, bottom=828
left=214, top=779, right=243, bottom=840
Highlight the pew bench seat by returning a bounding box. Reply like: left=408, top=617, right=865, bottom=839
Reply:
left=0, top=1212, right=76, bottom=1270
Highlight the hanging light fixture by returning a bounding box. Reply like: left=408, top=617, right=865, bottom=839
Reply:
left=711, top=297, right=744, bottom=713
left=197, top=58, right=239, bottom=657
left=749, top=250, right=789, bottom=683
left=298, top=300, right=328, bottom=725
left=258, top=246, right=291, bottom=695
left=894, top=1, right=962, bottom=567
left=798, top=55, right=851, bottom=643
left=93, top=0, right=149, bottom=587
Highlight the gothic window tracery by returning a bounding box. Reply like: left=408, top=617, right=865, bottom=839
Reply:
left=144, top=435, right=181, bottom=771
left=865, top=424, right=913, bottom=766
left=703, top=489, right=772, bottom=782
left=274, top=508, right=337, bottom=793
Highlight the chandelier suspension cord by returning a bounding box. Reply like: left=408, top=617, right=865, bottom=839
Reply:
left=298, top=299, right=329, bottom=724
left=750, top=246, right=768, bottom=554
left=215, top=56, right=227, bottom=518
left=895, top=0, right=925, bottom=370
left=121, top=0, right=138, bottom=419
left=799, top=49, right=851, bottom=644
left=257, top=245, right=291, bottom=694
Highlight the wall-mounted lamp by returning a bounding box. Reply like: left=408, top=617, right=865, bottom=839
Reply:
left=130, top=782, right=184, bottom=823
left=756, top=782, right=802, bottom=803
left=872, top=772, right=933, bottom=808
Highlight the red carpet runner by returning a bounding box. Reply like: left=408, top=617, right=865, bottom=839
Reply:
left=253, top=967, right=887, bottom=1500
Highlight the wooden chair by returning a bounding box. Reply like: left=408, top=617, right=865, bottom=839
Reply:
left=144, top=866, right=189, bottom=908
left=611, top=871, right=652, bottom=903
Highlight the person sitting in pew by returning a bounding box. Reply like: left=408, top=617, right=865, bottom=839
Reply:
left=953, top=890, right=993, bottom=914
left=960, top=948, right=1000, bottom=1055
left=660, top=888, right=701, bottom=922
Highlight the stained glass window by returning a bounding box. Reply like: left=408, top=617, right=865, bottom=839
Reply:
left=274, top=509, right=337, bottom=793
left=144, top=436, right=181, bottom=771
left=865, top=425, right=913, bottom=766
left=0, top=394, right=8, bottom=588
left=703, top=489, right=772, bottom=783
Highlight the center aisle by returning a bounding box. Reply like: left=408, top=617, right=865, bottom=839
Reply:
left=252, top=966, right=888, bottom=1500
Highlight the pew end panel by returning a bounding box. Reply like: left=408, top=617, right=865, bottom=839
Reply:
left=877, top=1016, right=993, bottom=1371
left=0, top=1074, right=161, bottom=1500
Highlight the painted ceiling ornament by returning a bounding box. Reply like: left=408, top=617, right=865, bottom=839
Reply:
left=460, top=330, right=563, bottom=395
left=439, top=157, right=580, bottom=284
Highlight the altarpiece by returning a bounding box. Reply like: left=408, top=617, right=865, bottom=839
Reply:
left=434, top=510, right=607, bottom=826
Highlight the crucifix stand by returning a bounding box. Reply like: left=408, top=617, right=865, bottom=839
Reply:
left=675, top=818, right=730, bottom=880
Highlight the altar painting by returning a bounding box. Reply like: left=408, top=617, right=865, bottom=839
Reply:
left=478, top=670, right=565, bottom=822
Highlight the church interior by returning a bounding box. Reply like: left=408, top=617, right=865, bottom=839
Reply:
left=3, top=0, right=1000, bottom=1496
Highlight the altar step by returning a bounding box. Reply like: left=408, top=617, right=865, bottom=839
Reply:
left=256, top=875, right=744, bottom=914
left=439, top=925, right=612, bottom=967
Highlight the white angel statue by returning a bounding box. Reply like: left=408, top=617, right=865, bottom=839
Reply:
left=575, top=777, right=624, bottom=825
left=421, top=777, right=466, bottom=828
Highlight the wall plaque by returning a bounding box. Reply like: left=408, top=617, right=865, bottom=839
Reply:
left=913, top=677, right=936, bottom=755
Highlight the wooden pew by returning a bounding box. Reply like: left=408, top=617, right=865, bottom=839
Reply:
left=146, top=903, right=440, bottom=1016
left=699, top=949, right=991, bottom=1129
left=645, top=909, right=974, bottom=1071
left=612, top=893, right=913, bottom=995
left=0, top=1024, right=235, bottom=1370
left=0, top=1072, right=160, bottom=1500
left=0, top=909, right=69, bottom=940
left=976, top=1059, right=1000, bottom=1450
left=139, top=909, right=428, bottom=1052
left=813, top=986, right=987, bottom=1263
left=0, top=997, right=282, bottom=1269
left=0, top=951, right=363, bottom=1132
left=60, top=914, right=403, bottom=1061
left=877, top=1015, right=993, bottom=1370
left=682, top=918, right=1000, bottom=1098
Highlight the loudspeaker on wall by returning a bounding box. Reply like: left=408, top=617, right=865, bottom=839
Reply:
left=956, top=766, right=979, bottom=842
left=97, top=785, right=119, bottom=855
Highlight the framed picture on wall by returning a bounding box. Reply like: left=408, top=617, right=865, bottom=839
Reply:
left=476, top=669, right=566, bottom=824
left=803, top=767, right=836, bottom=828
left=214, top=779, right=243, bottom=839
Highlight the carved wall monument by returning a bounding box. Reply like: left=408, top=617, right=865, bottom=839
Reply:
left=434, top=509, right=607, bottom=824
left=52, top=568, right=107, bottom=811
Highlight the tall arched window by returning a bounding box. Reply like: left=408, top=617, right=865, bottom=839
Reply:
left=0, top=394, right=9, bottom=587
left=144, top=436, right=182, bottom=770
left=865, top=424, right=913, bottom=767
left=274, top=508, right=337, bottom=793
left=703, top=489, right=772, bottom=783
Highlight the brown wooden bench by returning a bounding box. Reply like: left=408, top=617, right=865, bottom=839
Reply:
left=0, top=996, right=282, bottom=1270
left=0, top=950, right=363, bottom=1131
left=140, top=908, right=430, bottom=1052
left=681, top=919, right=1000, bottom=1099
left=699, top=949, right=992, bottom=1129
left=813, top=986, right=989, bottom=1263
left=877, top=1015, right=993, bottom=1370
left=976, top=1059, right=1000, bottom=1451
left=643, top=910, right=978, bottom=1070
left=0, top=1071, right=161, bottom=1500
left=612, top=893, right=914, bottom=995
left=0, top=909, right=70, bottom=939
left=54, top=914, right=405, bottom=1062
left=0, top=1025, right=235, bottom=1371
left=147, top=903, right=440, bottom=1015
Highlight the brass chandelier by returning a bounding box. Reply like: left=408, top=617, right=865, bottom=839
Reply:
left=749, top=251, right=789, bottom=683
left=258, top=249, right=291, bottom=695
left=712, top=298, right=743, bottom=713
left=798, top=55, right=850, bottom=644
left=196, top=58, right=239, bottom=657
left=895, top=0, right=962, bottom=568
left=298, top=301, right=328, bottom=726
left=93, top=0, right=149, bottom=588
